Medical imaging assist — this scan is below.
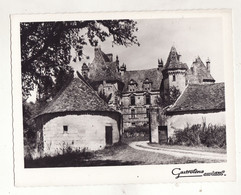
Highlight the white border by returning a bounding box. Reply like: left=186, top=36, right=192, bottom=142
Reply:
left=11, top=10, right=235, bottom=187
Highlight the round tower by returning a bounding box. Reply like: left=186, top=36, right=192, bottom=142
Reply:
left=160, top=46, right=188, bottom=103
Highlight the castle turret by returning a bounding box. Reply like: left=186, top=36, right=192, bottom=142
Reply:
left=160, top=46, right=188, bottom=102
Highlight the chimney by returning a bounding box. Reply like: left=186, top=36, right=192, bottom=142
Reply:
left=120, top=63, right=126, bottom=76
left=81, top=63, right=89, bottom=79
left=178, top=54, right=181, bottom=61
left=206, top=58, right=210, bottom=73
left=158, top=58, right=163, bottom=69
left=106, top=53, right=113, bottom=62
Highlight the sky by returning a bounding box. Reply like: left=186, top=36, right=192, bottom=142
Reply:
left=28, top=17, right=224, bottom=102
left=72, top=17, right=224, bottom=82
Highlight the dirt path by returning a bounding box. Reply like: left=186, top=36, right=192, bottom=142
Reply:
left=129, top=141, right=227, bottom=161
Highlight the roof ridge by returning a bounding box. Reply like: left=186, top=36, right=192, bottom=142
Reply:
left=126, top=68, right=157, bottom=72
left=37, top=72, right=116, bottom=117
left=76, top=72, right=112, bottom=107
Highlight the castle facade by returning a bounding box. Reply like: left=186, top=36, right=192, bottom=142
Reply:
left=81, top=46, right=215, bottom=129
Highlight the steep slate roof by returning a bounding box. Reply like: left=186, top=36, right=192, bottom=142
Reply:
left=37, top=75, right=116, bottom=117
left=186, top=56, right=215, bottom=84
left=122, top=68, right=163, bottom=93
left=163, top=46, right=188, bottom=71
left=167, top=83, right=225, bottom=115
left=88, top=48, right=122, bottom=83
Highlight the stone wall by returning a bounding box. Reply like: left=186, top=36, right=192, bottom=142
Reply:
left=38, top=113, right=120, bottom=156
left=168, top=70, right=186, bottom=93
left=150, top=108, right=166, bottom=143
left=166, top=111, right=226, bottom=137
left=150, top=110, right=226, bottom=143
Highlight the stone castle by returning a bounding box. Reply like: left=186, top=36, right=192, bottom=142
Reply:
left=80, top=46, right=215, bottom=129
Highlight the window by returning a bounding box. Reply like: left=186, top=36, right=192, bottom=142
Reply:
left=173, top=74, right=176, bottom=81
left=131, top=109, right=135, bottom=118
left=63, top=125, right=68, bottom=133
left=146, top=94, right=151, bottom=105
left=131, top=95, right=135, bottom=105
left=146, top=108, right=150, bottom=117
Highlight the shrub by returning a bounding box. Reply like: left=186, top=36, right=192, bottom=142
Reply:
left=24, top=147, right=94, bottom=168
left=173, top=123, right=226, bottom=148
left=123, top=125, right=149, bottom=138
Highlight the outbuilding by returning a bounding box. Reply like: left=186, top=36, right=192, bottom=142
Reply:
left=151, top=83, right=225, bottom=144
left=35, top=74, right=121, bottom=156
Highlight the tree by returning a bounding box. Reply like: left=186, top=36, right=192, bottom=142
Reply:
left=21, top=20, right=139, bottom=100
left=156, top=86, right=181, bottom=107
left=169, top=86, right=181, bottom=105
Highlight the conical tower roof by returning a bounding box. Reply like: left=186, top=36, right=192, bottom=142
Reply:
left=37, top=74, right=117, bottom=117
left=163, top=46, right=188, bottom=71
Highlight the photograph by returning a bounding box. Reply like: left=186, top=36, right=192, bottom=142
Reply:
left=11, top=11, right=235, bottom=186
left=20, top=16, right=227, bottom=168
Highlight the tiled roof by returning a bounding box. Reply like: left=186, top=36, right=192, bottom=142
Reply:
left=167, top=83, right=225, bottom=114
left=186, top=57, right=215, bottom=84
left=88, top=48, right=122, bottom=83
left=37, top=75, right=116, bottom=116
left=122, top=68, right=163, bottom=93
left=163, top=46, right=188, bottom=71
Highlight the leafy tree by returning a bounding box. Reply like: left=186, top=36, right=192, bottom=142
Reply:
left=21, top=20, right=139, bottom=100
left=169, top=86, right=181, bottom=105
left=156, top=86, right=181, bottom=107
left=21, top=20, right=139, bottom=154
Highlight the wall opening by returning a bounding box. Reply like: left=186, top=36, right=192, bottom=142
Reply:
left=63, top=125, right=68, bottom=133
left=105, top=126, right=113, bottom=145
left=158, top=126, right=168, bottom=144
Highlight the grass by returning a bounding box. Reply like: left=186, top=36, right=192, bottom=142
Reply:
left=148, top=143, right=227, bottom=154
left=96, top=143, right=212, bottom=165
left=25, top=141, right=223, bottom=168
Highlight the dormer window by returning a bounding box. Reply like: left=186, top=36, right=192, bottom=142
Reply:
left=128, top=79, right=137, bottom=92
left=143, top=78, right=152, bottom=91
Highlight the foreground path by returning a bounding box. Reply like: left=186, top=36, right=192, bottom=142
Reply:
left=129, top=141, right=227, bottom=161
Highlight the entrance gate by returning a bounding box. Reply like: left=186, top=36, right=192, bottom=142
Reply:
left=158, top=126, right=168, bottom=144
left=105, top=126, right=113, bottom=145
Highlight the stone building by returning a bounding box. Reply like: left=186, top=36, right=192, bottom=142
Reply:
left=151, top=82, right=225, bottom=144
left=35, top=74, right=121, bottom=156
left=82, top=47, right=124, bottom=111
left=34, top=45, right=224, bottom=155
left=81, top=46, right=218, bottom=131
left=81, top=47, right=165, bottom=129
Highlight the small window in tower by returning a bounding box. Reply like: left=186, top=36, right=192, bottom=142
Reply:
left=131, top=95, right=135, bottom=105
left=63, top=125, right=68, bottom=133
left=173, top=75, right=176, bottom=81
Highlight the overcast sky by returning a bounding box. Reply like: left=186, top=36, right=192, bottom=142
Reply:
left=72, top=17, right=224, bottom=83
left=29, top=17, right=224, bottom=102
